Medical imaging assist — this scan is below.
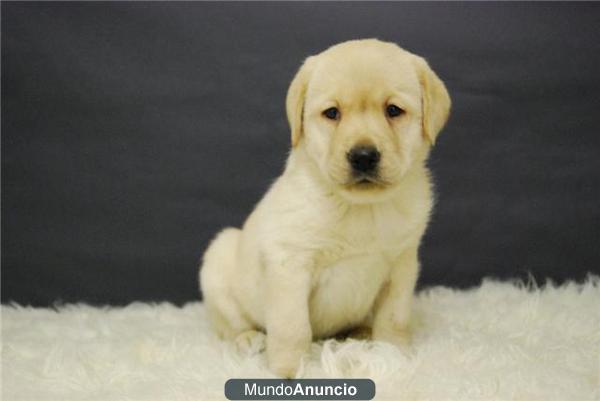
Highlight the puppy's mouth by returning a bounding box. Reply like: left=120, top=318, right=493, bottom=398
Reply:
left=345, top=174, right=388, bottom=189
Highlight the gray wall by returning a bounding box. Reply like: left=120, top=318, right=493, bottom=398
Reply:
left=2, top=2, right=599, bottom=306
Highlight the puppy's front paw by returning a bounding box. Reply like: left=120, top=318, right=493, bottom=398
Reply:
left=269, top=357, right=300, bottom=379
left=267, top=346, right=305, bottom=378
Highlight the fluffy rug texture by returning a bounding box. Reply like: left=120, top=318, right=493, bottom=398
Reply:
left=2, top=277, right=599, bottom=401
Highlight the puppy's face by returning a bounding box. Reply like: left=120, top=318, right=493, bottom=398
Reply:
left=287, top=40, right=450, bottom=202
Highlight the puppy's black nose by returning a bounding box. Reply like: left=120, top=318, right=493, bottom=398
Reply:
left=347, top=145, right=380, bottom=174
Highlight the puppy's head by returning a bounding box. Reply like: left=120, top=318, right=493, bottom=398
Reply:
left=286, top=39, right=450, bottom=202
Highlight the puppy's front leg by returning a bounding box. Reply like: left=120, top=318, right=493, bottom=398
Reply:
left=265, top=260, right=312, bottom=378
left=372, top=246, right=419, bottom=348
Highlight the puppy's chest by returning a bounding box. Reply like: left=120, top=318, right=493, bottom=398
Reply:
left=315, top=203, right=413, bottom=263
left=306, top=204, right=414, bottom=337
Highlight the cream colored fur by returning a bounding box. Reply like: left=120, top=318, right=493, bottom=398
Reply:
left=199, top=39, right=451, bottom=378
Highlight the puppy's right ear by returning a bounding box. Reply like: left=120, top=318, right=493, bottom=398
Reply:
left=286, top=56, right=315, bottom=147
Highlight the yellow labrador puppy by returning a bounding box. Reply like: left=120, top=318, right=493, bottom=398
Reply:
left=200, top=39, right=450, bottom=378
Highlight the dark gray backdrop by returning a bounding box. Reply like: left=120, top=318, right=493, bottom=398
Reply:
left=2, top=2, right=599, bottom=306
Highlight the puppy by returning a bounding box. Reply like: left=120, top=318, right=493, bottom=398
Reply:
left=199, top=39, right=450, bottom=378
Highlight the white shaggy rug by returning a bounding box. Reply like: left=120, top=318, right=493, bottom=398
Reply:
left=2, top=277, right=599, bottom=401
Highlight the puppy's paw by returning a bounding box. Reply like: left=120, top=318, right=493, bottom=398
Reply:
left=268, top=356, right=301, bottom=379
left=267, top=345, right=305, bottom=378
left=235, top=330, right=266, bottom=356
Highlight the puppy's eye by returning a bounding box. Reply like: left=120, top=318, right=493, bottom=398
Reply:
left=386, top=104, right=404, bottom=118
left=323, top=107, right=340, bottom=120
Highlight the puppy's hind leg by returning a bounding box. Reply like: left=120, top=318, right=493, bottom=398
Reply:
left=199, top=228, right=252, bottom=339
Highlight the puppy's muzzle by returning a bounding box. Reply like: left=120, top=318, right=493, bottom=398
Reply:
left=347, top=145, right=380, bottom=176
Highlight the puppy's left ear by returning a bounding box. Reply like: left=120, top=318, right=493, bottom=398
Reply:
left=413, top=56, right=451, bottom=145
left=286, top=56, right=315, bottom=147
